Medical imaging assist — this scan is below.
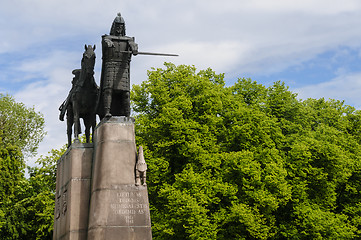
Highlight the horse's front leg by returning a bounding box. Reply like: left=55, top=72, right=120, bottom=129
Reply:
left=72, top=95, right=80, bottom=143
left=83, top=113, right=96, bottom=143
left=66, top=105, right=73, bottom=147
left=84, top=116, right=90, bottom=143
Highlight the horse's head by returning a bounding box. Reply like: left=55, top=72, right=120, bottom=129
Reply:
left=82, top=44, right=96, bottom=75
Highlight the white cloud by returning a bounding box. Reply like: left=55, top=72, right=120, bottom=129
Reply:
left=155, top=40, right=248, bottom=73
left=3, top=0, right=361, bottom=164
left=10, top=50, right=85, bottom=165
left=14, top=70, right=72, bottom=166
left=295, top=72, right=361, bottom=109
left=243, top=0, right=361, bottom=15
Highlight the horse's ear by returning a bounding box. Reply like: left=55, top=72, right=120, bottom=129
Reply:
left=85, top=44, right=88, bottom=51
left=93, top=45, right=96, bottom=51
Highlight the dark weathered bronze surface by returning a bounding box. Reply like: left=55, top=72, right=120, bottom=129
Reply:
left=96, top=13, right=138, bottom=119
left=96, top=13, right=178, bottom=120
left=59, top=45, right=98, bottom=147
left=119, top=50, right=178, bottom=56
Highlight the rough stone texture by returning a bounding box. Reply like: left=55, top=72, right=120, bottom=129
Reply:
left=54, top=116, right=152, bottom=239
left=87, top=116, right=152, bottom=239
left=53, top=143, right=93, bottom=240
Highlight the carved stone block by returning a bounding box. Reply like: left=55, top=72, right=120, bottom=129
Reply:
left=54, top=117, right=152, bottom=239
left=53, top=143, right=93, bottom=240
left=87, top=117, right=152, bottom=239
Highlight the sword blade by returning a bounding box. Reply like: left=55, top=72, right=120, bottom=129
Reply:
left=137, top=51, right=179, bottom=57
left=119, top=51, right=178, bottom=56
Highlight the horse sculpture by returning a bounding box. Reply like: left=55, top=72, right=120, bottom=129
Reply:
left=59, top=45, right=99, bottom=147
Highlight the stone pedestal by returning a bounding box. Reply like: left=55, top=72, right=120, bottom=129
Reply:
left=87, top=117, right=152, bottom=239
left=53, top=117, right=152, bottom=239
left=53, top=143, right=93, bottom=240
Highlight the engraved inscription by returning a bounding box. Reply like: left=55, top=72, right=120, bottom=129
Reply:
left=110, top=190, right=149, bottom=224
left=55, top=188, right=68, bottom=220
left=125, top=215, right=134, bottom=224
left=55, top=192, right=61, bottom=219
left=62, top=189, right=67, bottom=215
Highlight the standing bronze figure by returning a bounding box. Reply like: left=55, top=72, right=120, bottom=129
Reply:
left=97, top=13, right=138, bottom=119
left=59, top=45, right=99, bottom=147
left=97, top=13, right=178, bottom=119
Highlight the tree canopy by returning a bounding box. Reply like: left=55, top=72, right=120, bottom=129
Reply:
left=0, top=94, right=46, bottom=157
left=0, top=138, right=25, bottom=239
left=131, top=63, right=361, bottom=239
left=2, top=63, right=361, bottom=239
left=0, top=94, right=56, bottom=239
left=0, top=136, right=64, bottom=239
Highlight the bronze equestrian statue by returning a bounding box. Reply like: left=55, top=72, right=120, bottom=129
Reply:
left=59, top=45, right=99, bottom=147
left=59, top=13, right=177, bottom=143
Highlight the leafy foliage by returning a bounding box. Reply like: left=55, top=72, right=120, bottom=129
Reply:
left=0, top=137, right=25, bottom=239
left=132, top=63, right=361, bottom=239
left=0, top=94, right=46, bottom=157
left=0, top=93, right=62, bottom=239
left=2, top=63, right=361, bottom=239
left=22, top=147, right=65, bottom=239
left=0, top=142, right=64, bottom=239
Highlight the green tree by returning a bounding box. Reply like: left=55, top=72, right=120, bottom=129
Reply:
left=0, top=137, right=26, bottom=239
left=0, top=93, right=56, bottom=239
left=0, top=141, right=64, bottom=239
left=132, top=63, right=361, bottom=239
left=0, top=93, right=46, bottom=157
left=19, top=147, right=65, bottom=239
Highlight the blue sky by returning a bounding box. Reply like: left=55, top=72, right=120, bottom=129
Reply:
left=2, top=0, right=361, bottom=165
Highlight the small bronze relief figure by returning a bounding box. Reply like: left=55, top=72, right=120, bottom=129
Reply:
left=136, top=146, right=147, bottom=186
